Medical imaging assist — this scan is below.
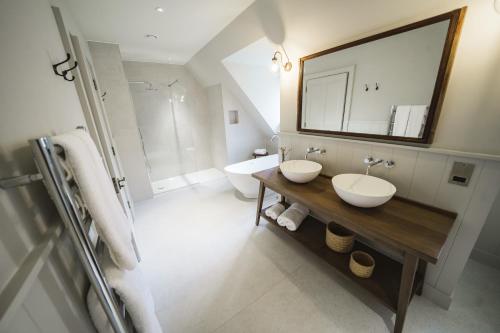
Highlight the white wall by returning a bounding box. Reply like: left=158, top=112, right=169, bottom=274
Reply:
left=221, top=87, right=268, bottom=164
left=186, top=27, right=275, bottom=138
left=0, top=0, right=97, bottom=331
left=123, top=61, right=213, bottom=181
left=222, top=37, right=281, bottom=133
left=206, top=85, right=268, bottom=167
left=88, top=42, right=153, bottom=202
left=223, top=62, right=281, bottom=133
left=188, top=0, right=500, bottom=308
left=207, top=85, right=229, bottom=170
left=471, top=192, right=500, bottom=269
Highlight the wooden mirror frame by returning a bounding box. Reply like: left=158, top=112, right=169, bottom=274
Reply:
left=296, top=7, right=466, bottom=144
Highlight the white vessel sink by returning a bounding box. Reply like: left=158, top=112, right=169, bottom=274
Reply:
left=280, top=160, right=322, bottom=183
left=332, top=174, right=396, bottom=208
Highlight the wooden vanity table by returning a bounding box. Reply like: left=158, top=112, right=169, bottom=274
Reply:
left=253, top=168, right=456, bottom=333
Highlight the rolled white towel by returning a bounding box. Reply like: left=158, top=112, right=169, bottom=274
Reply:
left=277, top=206, right=309, bottom=231
left=285, top=208, right=309, bottom=231
left=289, top=202, right=309, bottom=216
left=265, top=203, right=285, bottom=220
left=277, top=212, right=288, bottom=226
left=254, top=148, right=267, bottom=155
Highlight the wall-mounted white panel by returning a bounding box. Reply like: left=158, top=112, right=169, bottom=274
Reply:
left=407, top=152, right=448, bottom=205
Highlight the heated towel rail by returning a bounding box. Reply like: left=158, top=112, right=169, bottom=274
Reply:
left=29, top=136, right=135, bottom=333
left=0, top=137, right=135, bottom=333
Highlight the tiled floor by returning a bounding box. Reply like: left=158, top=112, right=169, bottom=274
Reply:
left=134, top=177, right=500, bottom=333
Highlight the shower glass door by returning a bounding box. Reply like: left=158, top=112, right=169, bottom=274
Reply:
left=129, top=80, right=199, bottom=193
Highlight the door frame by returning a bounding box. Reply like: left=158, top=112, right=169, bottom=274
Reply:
left=51, top=7, right=135, bottom=221
left=302, top=65, right=355, bottom=131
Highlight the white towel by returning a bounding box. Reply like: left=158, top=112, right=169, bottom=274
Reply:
left=406, top=105, right=428, bottom=138
left=265, top=203, right=285, bottom=220
left=277, top=203, right=310, bottom=231
left=53, top=130, right=137, bottom=270
left=392, top=105, right=411, bottom=136
left=289, top=202, right=309, bottom=216
left=87, top=250, right=162, bottom=333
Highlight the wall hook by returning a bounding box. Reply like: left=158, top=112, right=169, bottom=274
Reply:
left=364, top=84, right=369, bottom=92
left=62, top=61, right=78, bottom=81
left=375, top=82, right=380, bottom=90
left=52, top=53, right=71, bottom=77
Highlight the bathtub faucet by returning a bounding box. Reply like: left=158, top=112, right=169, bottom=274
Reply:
left=305, top=147, right=326, bottom=160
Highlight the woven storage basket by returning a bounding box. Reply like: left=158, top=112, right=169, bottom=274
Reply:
left=325, top=222, right=355, bottom=253
left=349, top=251, right=375, bottom=278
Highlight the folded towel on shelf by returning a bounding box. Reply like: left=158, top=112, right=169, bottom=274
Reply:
left=254, top=148, right=267, bottom=155
left=265, top=203, right=285, bottom=220
left=87, top=250, right=162, bottom=333
left=53, top=130, right=137, bottom=270
left=277, top=203, right=310, bottom=231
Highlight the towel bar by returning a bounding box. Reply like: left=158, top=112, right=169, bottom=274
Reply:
left=0, top=173, right=43, bottom=189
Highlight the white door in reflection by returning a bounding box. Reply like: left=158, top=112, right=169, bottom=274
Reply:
left=303, top=72, right=348, bottom=131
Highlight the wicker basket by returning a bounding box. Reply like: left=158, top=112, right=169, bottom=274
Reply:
left=325, top=222, right=355, bottom=253
left=349, top=251, right=375, bottom=278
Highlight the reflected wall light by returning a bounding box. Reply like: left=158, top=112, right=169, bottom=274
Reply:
left=271, top=46, right=292, bottom=72
left=495, top=0, right=500, bottom=13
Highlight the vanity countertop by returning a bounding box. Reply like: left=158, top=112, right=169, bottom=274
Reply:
left=253, top=167, right=456, bottom=264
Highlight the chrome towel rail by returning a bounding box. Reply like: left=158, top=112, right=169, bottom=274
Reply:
left=0, top=173, right=43, bottom=189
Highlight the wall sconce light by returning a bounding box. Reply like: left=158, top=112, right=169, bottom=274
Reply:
left=271, top=47, right=292, bottom=72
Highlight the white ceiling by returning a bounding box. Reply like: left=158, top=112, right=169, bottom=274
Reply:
left=65, top=0, right=255, bottom=64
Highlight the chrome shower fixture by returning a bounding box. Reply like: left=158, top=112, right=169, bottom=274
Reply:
left=128, top=80, right=158, bottom=91
left=167, top=79, right=179, bottom=87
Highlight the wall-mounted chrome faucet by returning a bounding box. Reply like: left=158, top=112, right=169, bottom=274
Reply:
left=305, top=147, right=326, bottom=160
left=279, top=146, right=291, bottom=162
left=364, top=156, right=395, bottom=175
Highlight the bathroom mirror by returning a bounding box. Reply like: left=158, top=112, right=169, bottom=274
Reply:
left=297, top=8, right=466, bottom=144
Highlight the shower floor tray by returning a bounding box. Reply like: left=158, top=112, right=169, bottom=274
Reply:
left=152, top=168, right=225, bottom=194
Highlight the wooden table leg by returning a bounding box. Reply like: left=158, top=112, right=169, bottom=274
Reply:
left=394, top=253, right=418, bottom=333
left=255, top=182, right=266, bottom=226
left=416, top=260, right=427, bottom=296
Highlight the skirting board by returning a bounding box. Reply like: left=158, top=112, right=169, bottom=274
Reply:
left=422, top=283, right=453, bottom=310
left=470, top=249, right=500, bottom=270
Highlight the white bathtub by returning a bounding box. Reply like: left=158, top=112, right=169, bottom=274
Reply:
left=224, top=154, right=279, bottom=198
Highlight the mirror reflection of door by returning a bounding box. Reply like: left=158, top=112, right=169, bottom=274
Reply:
left=303, top=66, right=354, bottom=131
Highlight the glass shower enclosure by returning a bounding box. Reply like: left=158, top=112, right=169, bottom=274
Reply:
left=128, top=79, right=200, bottom=194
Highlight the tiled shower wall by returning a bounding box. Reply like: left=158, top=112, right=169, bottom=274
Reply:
left=279, top=132, right=500, bottom=308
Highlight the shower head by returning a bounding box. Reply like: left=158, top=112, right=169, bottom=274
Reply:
left=128, top=80, right=158, bottom=91
left=167, top=79, right=179, bottom=87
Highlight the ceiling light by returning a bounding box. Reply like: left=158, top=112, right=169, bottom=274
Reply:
left=155, top=6, right=164, bottom=13
left=145, top=34, right=159, bottom=39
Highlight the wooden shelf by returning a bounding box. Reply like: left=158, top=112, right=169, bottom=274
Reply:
left=260, top=207, right=423, bottom=312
